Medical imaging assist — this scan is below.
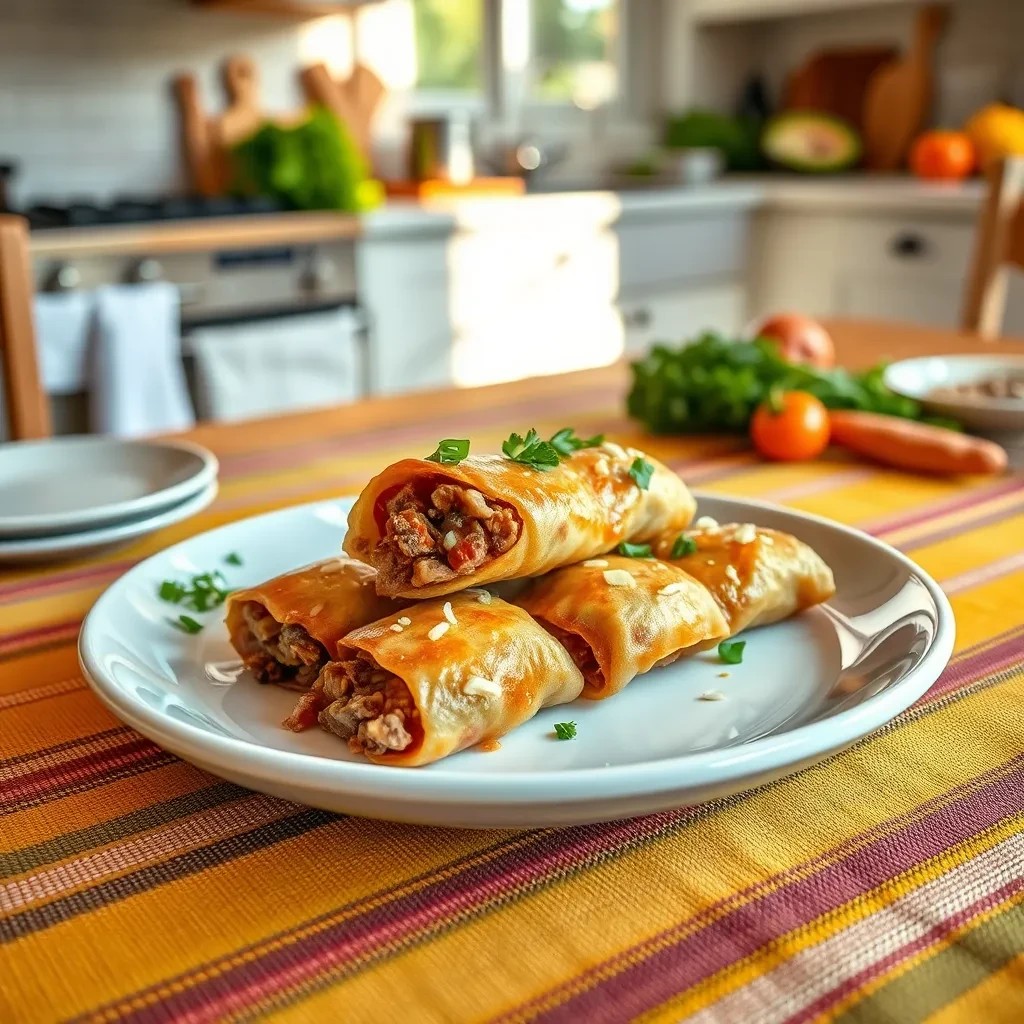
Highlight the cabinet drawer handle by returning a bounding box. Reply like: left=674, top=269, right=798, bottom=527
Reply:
left=890, top=233, right=929, bottom=258
left=623, top=308, right=652, bottom=329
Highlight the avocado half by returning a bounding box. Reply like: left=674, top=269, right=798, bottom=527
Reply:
left=762, top=112, right=862, bottom=173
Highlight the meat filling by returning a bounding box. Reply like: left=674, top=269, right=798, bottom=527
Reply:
left=543, top=622, right=604, bottom=691
left=375, top=483, right=520, bottom=590
left=289, top=655, right=420, bottom=756
left=239, top=602, right=328, bottom=690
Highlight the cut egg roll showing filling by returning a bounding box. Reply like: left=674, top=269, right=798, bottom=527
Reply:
left=226, top=558, right=406, bottom=690
left=285, top=592, right=584, bottom=766
left=343, top=442, right=696, bottom=598
left=656, top=521, right=836, bottom=634
left=515, top=555, right=729, bottom=698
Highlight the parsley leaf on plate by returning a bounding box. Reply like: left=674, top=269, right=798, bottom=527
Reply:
left=158, top=570, right=232, bottom=613
left=425, top=438, right=471, bottom=465
left=502, top=429, right=562, bottom=471
left=549, top=428, right=605, bottom=457
left=718, top=639, right=746, bottom=665
left=170, top=614, right=203, bottom=635
left=670, top=534, right=698, bottom=558
left=629, top=456, right=654, bottom=490
left=224, top=552, right=243, bottom=566
left=553, top=721, right=577, bottom=740
left=617, top=541, right=653, bottom=558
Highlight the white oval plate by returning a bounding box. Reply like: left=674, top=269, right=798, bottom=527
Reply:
left=0, top=436, right=218, bottom=538
left=884, top=355, right=1024, bottom=436
left=0, top=481, right=218, bottom=565
left=79, top=494, right=954, bottom=829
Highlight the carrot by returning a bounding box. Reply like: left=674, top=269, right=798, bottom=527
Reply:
left=829, top=411, right=1007, bottom=476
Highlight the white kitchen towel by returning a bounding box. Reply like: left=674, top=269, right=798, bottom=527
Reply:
left=188, top=306, right=362, bottom=422
left=33, top=291, right=92, bottom=394
left=90, top=282, right=195, bottom=437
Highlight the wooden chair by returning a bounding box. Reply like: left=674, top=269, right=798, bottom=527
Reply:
left=962, top=156, right=1024, bottom=340
left=0, top=214, right=50, bottom=440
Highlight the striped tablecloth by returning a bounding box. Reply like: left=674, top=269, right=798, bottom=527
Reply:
left=3, top=364, right=1023, bottom=1023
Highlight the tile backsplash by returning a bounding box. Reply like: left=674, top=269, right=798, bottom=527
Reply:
left=0, top=0, right=324, bottom=205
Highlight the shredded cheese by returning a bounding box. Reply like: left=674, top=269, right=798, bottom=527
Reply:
left=707, top=559, right=716, bottom=566
left=698, top=690, right=726, bottom=702
left=583, top=559, right=609, bottom=568
left=724, top=564, right=741, bottom=585
left=442, top=601, right=458, bottom=625
left=443, top=531, right=458, bottom=550
left=397, top=616, right=412, bottom=626
left=761, top=535, right=774, bottom=546
left=734, top=523, right=758, bottom=544
left=389, top=623, right=404, bottom=633
left=603, top=569, right=637, bottom=588
left=309, top=603, right=324, bottom=616
left=694, top=516, right=719, bottom=530
left=601, top=441, right=628, bottom=461
left=657, top=582, right=686, bottom=596
left=592, top=457, right=610, bottom=477
left=427, top=622, right=450, bottom=641
left=464, top=675, right=502, bottom=698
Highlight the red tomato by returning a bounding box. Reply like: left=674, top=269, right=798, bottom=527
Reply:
left=751, top=391, right=830, bottom=462
left=910, top=131, right=975, bottom=181
left=750, top=313, right=836, bottom=369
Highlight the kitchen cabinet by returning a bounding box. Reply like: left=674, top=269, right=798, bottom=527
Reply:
left=357, top=233, right=453, bottom=395
left=191, top=0, right=367, bottom=17
left=616, top=207, right=751, bottom=353
left=688, top=0, right=918, bottom=26
left=750, top=205, right=1024, bottom=337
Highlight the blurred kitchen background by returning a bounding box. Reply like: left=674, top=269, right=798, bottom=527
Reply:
left=1, top=0, right=1023, bottom=440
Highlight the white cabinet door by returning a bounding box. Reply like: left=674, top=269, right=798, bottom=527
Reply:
left=620, top=282, right=747, bottom=355
left=357, top=236, right=453, bottom=395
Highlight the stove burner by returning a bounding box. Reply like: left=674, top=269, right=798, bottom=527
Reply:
left=22, top=194, right=287, bottom=230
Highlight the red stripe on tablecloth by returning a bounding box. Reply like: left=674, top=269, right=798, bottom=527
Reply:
left=2, top=738, right=172, bottom=814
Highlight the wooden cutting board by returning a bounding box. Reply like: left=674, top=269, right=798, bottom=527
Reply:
left=862, top=4, right=950, bottom=171
left=784, top=47, right=897, bottom=132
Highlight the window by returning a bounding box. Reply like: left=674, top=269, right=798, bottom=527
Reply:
left=355, top=0, right=623, bottom=115
left=413, top=0, right=484, bottom=94
left=528, top=0, right=618, bottom=107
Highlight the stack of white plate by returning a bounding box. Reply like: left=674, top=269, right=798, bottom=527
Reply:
left=0, top=437, right=218, bottom=564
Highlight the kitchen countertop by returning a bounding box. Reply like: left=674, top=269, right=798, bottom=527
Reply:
left=25, top=177, right=986, bottom=255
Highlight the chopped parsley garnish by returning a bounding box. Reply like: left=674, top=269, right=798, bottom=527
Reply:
left=549, top=428, right=605, bottom=457
left=617, top=541, right=653, bottom=558
left=425, top=438, right=471, bottom=465
left=224, top=552, right=243, bottom=566
left=170, top=614, right=203, bottom=635
left=670, top=534, right=698, bottom=558
left=157, top=570, right=232, bottom=613
left=553, top=721, right=577, bottom=741
left=718, top=639, right=746, bottom=665
left=502, top=429, right=562, bottom=471
left=629, top=456, right=654, bottom=491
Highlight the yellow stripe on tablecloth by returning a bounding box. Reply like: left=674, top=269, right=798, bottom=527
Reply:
left=948, top=571, right=1024, bottom=650
left=923, top=952, right=1024, bottom=1024
left=223, top=679, right=1022, bottom=1024
left=2, top=762, right=216, bottom=854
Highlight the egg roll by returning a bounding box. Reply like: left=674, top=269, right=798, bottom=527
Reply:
left=515, top=556, right=729, bottom=698
left=285, top=591, right=584, bottom=766
left=655, top=521, right=835, bottom=635
left=343, top=442, right=696, bottom=598
left=226, top=558, right=406, bottom=690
